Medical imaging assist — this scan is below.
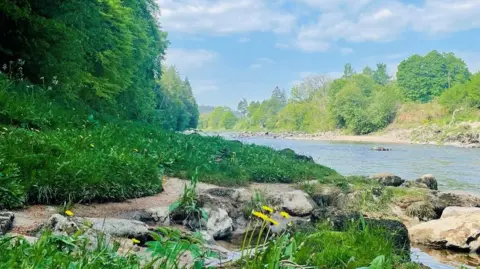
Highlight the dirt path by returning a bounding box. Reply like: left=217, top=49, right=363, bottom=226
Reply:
left=11, top=177, right=297, bottom=234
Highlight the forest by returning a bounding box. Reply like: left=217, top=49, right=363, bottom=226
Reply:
left=200, top=51, right=480, bottom=134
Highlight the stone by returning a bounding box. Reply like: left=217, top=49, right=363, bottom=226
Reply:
left=47, top=214, right=78, bottom=235
left=311, top=207, right=362, bottom=230
left=137, top=206, right=170, bottom=226
left=369, top=173, right=405, bottom=187
left=401, top=181, right=429, bottom=189
left=415, top=174, right=438, bottom=190
left=405, top=201, right=437, bottom=221
left=441, top=206, right=480, bottom=219
left=310, top=186, right=344, bottom=207
left=86, top=217, right=150, bottom=242
left=409, top=213, right=480, bottom=252
left=372, top=147, right=391, bottom=151
left=430, top=191, right=480, bottom=216
left=197, top=188, right=250, bottom=220
left=276, top=190, right=316, bottom=216
left=204, top=208, right=233, bottom=240
left=279, top=148, right=314, bottom=162
left=0, top=212, right=15, bottom=235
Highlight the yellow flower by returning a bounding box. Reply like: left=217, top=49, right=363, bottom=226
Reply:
left=280, top=211, right=290, bottom=219
left=132, top=238, right=140, bottom=244
left=89, top=143, right=95, bottom=148
left=267, top=218, right=279, bottom=226
left=65, top=210, right=74, bottom=217
left=262, top=205, right=274, bottom=213
left=252, top=211, right=269, bottom=222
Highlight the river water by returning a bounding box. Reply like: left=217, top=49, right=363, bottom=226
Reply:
left=234, top=137, right=480, bottom=193
left=226, top=136, right=480, bottom=268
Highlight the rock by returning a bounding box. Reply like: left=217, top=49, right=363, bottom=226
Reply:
left=204, top=208, right=233, bottom=240
left=276, top=190, right=316, bottom=216
left=47, top=214, right=78, bottom=234
left=401, top=181, right=429, bottom=189
left=197, top=187, right=250, bottom=221
left=405, top=201, right=437, bottom=221
left=441, top=206, right=480, bottom=218
left=370, top=173, right=405, bottom=187
left=409, top=213, right=480, bottom=252
left=416, top=174, right=438, bottom=190
left=430, top=192, right=480, bottom=216
left=367, top=219, right=411, bottom=256
left=310, top=207, right=362, bottom=230
left=279, top=148, right=314, bottom=162
left=372, top=147, right=391, bottom=151
left=137, top=206, right=170, bottom=226
left=0, top=212, right=15, bottom=235
left=86, top=217, right=150, bottom=242
left=310, top=186, right=344, bottom=207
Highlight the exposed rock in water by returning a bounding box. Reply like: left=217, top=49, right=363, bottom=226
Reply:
left=0, top=212, right=14, bottom=235
left=409, top=213, right=480, bottom=253
left=441, top=206, right=480, bottom=219
left=372, top=146, right=392, bottom=151
left=369, top=173, right=405, bottom=187
left=416, top=174, right=438, bottom=190
left=275, top=190, right=316, bottom=216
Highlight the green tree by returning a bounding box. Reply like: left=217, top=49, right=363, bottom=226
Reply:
left=220, top=110, right=238, bottom=129
left=373, top=63, right=390, bottom=85
left=237, top=98, right=249, bottom=117
left=362, top=67, right=374, bottom=77
left=342, top=63, right=355, bottom=78
left=397, top=51, right=470, bottom=102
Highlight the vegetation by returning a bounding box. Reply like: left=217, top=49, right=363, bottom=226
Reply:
left=200, top=50, right=479, bottom=136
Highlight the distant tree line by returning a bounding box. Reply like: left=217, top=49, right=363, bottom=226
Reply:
left=200, top=50, right=478, bottom=134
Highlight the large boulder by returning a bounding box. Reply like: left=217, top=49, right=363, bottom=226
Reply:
left=0, top=212, right=14, bottom=235
left=409, top=213, right=480, bottom=252
left=86, top=217, right=150, bottom=241
left=441, top=206, right=480, bottom=218
left=204, top=208, right=233, bottom=240
left=197, top=187, right=250, bottom=221
left=369, top=173, right=405, bottom=187
left=136, top=206, right=170, bottom=226
left=276, top=190, right=316, bottom=216
left=430, top=192, right=480, bottom=216
left=415, top=174, right=438, bottom=190
left=405, top=201, right=437, bottom=221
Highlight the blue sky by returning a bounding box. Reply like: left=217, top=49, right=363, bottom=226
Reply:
left=157, top=0, right=480, bottom=108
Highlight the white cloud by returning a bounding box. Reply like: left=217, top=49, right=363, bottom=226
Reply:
left=250, top=57, right=275, bottom=69
left=275, top=42, right=289, bottom=49
left=164, top=48, right=217, bottom=72
left=157, top=0, right=295, bottom=34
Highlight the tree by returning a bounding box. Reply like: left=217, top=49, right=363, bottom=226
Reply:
left=237, top=98, right=248, bottom=117
left=220, top=110, right=238, bottom=129
left=342, top=63, right=355, bottom=78
left=397, top=51, right=470, bottom=102
left=362, top=67, right=374, bottom=77
left=372, top=63, right=390, bottom=85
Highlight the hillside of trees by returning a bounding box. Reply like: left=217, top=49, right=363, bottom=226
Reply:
left=200, top=51, right=480, bottom=134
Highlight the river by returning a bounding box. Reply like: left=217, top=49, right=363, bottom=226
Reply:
left=233, top=137, right=480, bottom=193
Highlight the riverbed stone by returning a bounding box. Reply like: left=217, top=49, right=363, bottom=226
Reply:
left=204, top=207, right=233, bottom=240
left=409, top=213, right=480, bottom=252
left=86, top=217, right=150, bottom=241
left=137, top=206, right=170, bottom=226
left=276, top=190, right=316, bottom=216
left=370, top=173, right=405, bottom=187
left=0, top=212, right=15, bottom=235
left=415, top=174, right=438, bottom=190
left=441, top=206, right=480, bottom=218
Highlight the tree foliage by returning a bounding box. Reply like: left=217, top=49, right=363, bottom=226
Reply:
left=0, top=0, right=198, bottom=131
left=397, top=51, right=471, bottom=102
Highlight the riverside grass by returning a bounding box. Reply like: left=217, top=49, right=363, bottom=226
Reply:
left=0, top=76, right=337, bottom=208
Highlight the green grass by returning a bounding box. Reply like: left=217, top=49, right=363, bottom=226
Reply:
left=0, top=75, right=337, bottom=209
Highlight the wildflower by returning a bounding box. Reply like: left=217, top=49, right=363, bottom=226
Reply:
left=40, top=76, right=44, bottom=80
left=132, top=238, right=140, bottom=244
left=262, top=205, right=274, bottom=214
left=65, top=210, right=74, bottom=217
left=252, top=211, right=279, bottom=226
left=90, top=143, right=95, bottom=148
left=2, top=64, right=6, bottom=70
left=269, top=218, right=279, bottom=226
left=280, top=211, right=290, bottom=219
left=133, top=148, right=139, bottom=152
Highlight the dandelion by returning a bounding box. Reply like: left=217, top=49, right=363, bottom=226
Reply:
left=262, top=205, right=274, bottom=214
left=65, top=210, right=74, bottom=217
left=280, top=211, right=290, bottom=219
left=252, top=211, right=278, bottom=226
left=132, top=238, right=140, bottom=244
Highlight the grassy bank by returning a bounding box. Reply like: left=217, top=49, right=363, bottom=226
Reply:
left=0, top=75, right=337, bottom=209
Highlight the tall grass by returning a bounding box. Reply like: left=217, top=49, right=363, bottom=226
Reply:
left=0, top=75, right=337, bottom=208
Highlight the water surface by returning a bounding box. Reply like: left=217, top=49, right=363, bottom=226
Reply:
left=235, top=137, right=480, bottom=193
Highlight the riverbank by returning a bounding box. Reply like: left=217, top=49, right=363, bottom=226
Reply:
left=206, top=122, right=480, bottom=148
